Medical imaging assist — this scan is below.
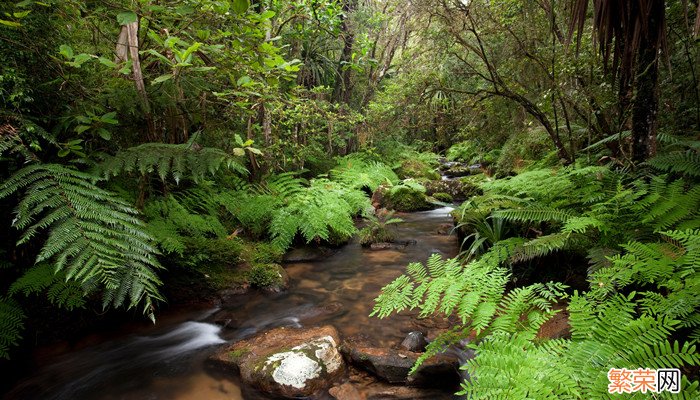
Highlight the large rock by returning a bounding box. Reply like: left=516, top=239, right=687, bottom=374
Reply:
left=209, top=325, right=345, bottom=398
left=423, top=178, right=481, bottom=201
left=340, top=337, right=460, bottom=388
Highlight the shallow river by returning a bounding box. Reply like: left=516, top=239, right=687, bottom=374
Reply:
left=8, top=207, right=459, bottom=399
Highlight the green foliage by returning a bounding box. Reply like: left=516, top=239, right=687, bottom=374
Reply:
left=9, top=264, right=86, bottom=310
left=0, top=299, right=25, bottom=359
left=494, top=127, right=555, bottom=175
left=376, top=163, right=700, bottom=398
left=143, top=193, right=227, bottom=255
left=97, top=142, right=248, bottom=184
left=589, top=229, right=700, bottom=341
left=330, top=156, right=399, bottom=191
left=358, top=209, right=403, bottom=246
left=0, top=164, right=163, bottom=320
left=269, top=178, right=370, bottom=249
left=647, top=150, right=700, bottom=178
left=447, top=141, right=481, bottom=162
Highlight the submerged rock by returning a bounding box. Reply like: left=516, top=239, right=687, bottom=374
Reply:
left=329, top=383, right=367, bottom=400
left=340, top=337, right=460, bottom=388
left=209, top=325, right=345, bottom=398
left=283, top=246, right=337, bottom=263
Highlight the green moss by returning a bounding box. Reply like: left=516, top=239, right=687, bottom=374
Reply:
left=241, top=241, right=284, bottom=265
left=387, top=181, right=431, bottom=211
left=229, top=347, right=250, bottom=361
left=396, top=159, right=440, bottom=180
left=248, top=263, right=284, bottom=288
left=432, top=192, right=454, bottom=203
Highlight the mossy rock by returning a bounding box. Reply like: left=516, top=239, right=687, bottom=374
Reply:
left=396, top=159, right=440, bottom=180
left=432, top=192, right=454, bottom=203
left=248, top=263, right=289, bottom=292
left=387, top=182, right=431, bottom=212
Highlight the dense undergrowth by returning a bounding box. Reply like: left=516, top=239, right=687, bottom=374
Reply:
left=373, top=139, right=700, bottom=398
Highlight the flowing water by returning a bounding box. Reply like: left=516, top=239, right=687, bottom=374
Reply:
left=7, top=207, right=459, bottom=400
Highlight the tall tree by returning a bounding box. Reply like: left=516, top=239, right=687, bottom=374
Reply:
left=571, top=0, right=667, bottom=162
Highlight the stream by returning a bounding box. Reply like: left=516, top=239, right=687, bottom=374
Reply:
left=7, top=206, right=459, bottom=400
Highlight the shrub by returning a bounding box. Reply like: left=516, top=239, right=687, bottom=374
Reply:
left=495, top=127, right=554, bottom=175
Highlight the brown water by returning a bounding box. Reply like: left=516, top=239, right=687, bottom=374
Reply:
left=7, top=207, right=459, bottom=400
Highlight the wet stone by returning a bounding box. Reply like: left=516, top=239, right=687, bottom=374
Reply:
left=209, top=325, right=345, bottom=398
left=400, top=331, right=428, bottom=352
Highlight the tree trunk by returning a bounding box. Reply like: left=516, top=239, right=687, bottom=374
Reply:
left=333, top=0, right=357, bottom=104
left=116, top=21, right=157, bottom=142
left=631, top=0, right=663, bottom=163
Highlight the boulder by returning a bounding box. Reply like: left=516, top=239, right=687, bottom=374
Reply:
left=423, top=179, right=480, bottom=201
left=340, top=338, right=460, bottom=388
left=209, top=325, right=345, bottom=398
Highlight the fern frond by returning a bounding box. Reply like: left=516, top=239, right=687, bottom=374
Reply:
left=330, top=157, right=399, bottom=191
left=0, top=299, right=25, bottom=359
left=97, top=142, right=247, bottom=183
left=493, top=207, right=575, bottom=223
left=647, top=150, right=700, bottom=177
left=1, top=164, right=163, bottom=319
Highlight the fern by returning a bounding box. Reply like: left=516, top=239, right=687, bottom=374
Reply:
left=9, top=263, right=86, bottom=310
left=97, top=142, right=247, bottom=183
left=590, top=229, right=700, bottom=341
left=372, top=253, right=565, bottom=339
left=0, top=298, right=25, bottom=359
left=648, top=150, right=700, bottom=177
left=268, top=178, right=369, bottom=250
left=634, top=178, right=700, bottom=231
left=330, top=156, right=399, bottom=191
left=0, top=164, right=163, bottom=320
left=459, top=293, right=700, bottom=398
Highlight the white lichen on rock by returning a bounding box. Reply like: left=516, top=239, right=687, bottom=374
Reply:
left=267, top=351, right=321, bottom=389
left=263, top=335, right=341, bottom=389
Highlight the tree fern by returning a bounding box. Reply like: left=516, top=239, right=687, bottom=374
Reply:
left=0, top=164, right=163, bottom=320
left=97, top=142, right=247, bottom=183
left=9, top=263, right=86, bottom=310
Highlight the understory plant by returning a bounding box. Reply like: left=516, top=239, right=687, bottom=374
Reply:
left=372, top=155, right=700, bottom=398
left=359, top=209, right=403, bottom=246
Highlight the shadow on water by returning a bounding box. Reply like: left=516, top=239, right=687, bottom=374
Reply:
left=7, top=207, right=460, bottom=400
